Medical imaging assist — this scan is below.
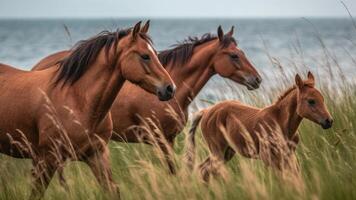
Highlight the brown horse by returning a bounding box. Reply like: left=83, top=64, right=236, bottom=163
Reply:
left=32, top=25, right=262, bottom=174
left=186, top=72, right=333, bottom=181
left=0, top=21, right=175, bottom=198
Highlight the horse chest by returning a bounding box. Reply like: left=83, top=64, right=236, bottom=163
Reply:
left=142, top=100, right=187, bottom=137
left=161, top=105, right=188, bottom=138
left=37, top=109, right=112, bottom=155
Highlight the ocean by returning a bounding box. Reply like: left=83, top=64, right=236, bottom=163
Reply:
left=0, top=18, right=355, bottom=101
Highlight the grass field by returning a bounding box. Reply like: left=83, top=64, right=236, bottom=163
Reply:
left=0, top=73, right=355, bottom=200
left=1, top=22, right=356, bottom=200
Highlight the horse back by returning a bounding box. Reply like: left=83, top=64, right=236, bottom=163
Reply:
left=200, top=100, right=261, bottom=134
left=32, top=50, right=70, bottom=71
left=0, top=63, right=55, bottom=152
left=0, top=63, right=26, bottom=74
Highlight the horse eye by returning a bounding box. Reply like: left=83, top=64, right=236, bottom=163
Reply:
left=308, top=99, right=316, bottom=106
left=141, top=54, right=150, bottom=61
left=230, top=54, right=239, bottom=59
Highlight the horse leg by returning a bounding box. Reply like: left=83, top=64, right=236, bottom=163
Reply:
left=84, top=145, right=120, bottom=199
left=198, top=141, right=226, bottom=182
left=157, top=138, right=176, bottom=174
left=198, top=157, right=212, bottom=182
left=139, top=118, right=176, bottom=174
left=29, top=158, right=58, bottom=200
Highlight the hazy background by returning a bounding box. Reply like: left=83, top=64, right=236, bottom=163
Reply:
left=0, top=0, right=355, bottom=18
left=0, top=0, right=355, bottom=101
left=0, top=2, right=356, bottom=200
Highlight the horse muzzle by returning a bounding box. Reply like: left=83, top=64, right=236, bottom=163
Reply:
left=245, top=75, right=262, bottom=90
left=157, top=84, right=176, bottom=101
left=321, top=118, right=333, bottom=129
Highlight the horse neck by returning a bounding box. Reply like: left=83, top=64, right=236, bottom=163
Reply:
left=71, top=48, right=124, bottom=128
left=268, top=88, right=303, bottom=140
left=165, top=42, right=217, bottom=109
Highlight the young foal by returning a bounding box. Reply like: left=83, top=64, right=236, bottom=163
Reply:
left=0, top=21, right=174, bottom=198
left=32, top=26, right=262, bottom=174
left=186, top=72, right=333, bottom=181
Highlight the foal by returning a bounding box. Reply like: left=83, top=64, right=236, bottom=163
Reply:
left=32, top=25, right=262, bottom=174
left=0, top=21, right=174, bottom=198
left=186, top=72, right=333, bottom=181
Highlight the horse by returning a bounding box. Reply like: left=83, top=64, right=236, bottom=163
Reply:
left=186, top=72, right=333, bottom=181
left=32, top=25, right=262, bottom=174
left=0, top=21, right=175, bottom=199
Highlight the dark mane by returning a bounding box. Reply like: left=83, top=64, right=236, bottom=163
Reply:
left=158, top=33, right=236, bottom=66
left=276, top=86, right=297, bottom=103
left=55, top=28, right=152, bottom=85
left=275, top=82, right=314, bottom=103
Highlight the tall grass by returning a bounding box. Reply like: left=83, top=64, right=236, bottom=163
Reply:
left=1, top=20, right=356, bottom=200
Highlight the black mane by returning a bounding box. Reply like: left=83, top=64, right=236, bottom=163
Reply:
left=55, top=28, right=152, bottom=85
left=158, top=33, right=236, bottom=66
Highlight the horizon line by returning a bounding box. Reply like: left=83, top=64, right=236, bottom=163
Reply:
left=0, top=15, right=352, bottom=20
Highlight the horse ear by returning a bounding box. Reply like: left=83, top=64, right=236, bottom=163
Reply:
left=141, top=20, right=150, bottom=33
left=295, top=74, right=304, bottom=89
left=227, top=26, right=234, bottom=37
left=307, top=71, right=315, bottom=86
left=217, top=25, right=224, bottom=41
left=132, top=21, right=142, bottom=40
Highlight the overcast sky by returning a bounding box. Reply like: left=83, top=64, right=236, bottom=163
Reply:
left=0, top=0, right=355, bottom=18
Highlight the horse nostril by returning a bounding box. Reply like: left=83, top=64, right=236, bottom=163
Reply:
left=166, top=84, right=175, bottom=95
left=323, top=118, right=333, bottom=129
left=256, top=76, right=262, bottom=84
left=157, top=84, right=175, bottom=101
left=326, top=118, right=333, bottom=125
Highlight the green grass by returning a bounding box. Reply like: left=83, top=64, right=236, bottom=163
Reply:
left=0, top=82, right=355, bottom=200
left=2, top=15, right=356, bottom=199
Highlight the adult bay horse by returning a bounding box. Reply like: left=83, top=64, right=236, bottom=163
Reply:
left=186, top=72, right=333, bottom=181
left=32, top=25, right=262, bottom=174
left=0, top=21, right=175, bottom=198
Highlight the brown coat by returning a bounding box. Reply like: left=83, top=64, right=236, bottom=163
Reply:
left=32, top=26, right=262, bottom=174
left=0, top=21, right=174, bottom=198
left=186, top=72, right=333, bottom=181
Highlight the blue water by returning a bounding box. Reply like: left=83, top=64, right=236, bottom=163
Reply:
left=0, top=18, right=355, bottom=92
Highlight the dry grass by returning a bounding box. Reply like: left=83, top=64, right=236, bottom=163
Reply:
left=1, top=18, right=356, bottom=200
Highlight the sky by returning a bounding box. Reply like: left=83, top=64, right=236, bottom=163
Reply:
left=0, top=0, right=355, bottom=18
